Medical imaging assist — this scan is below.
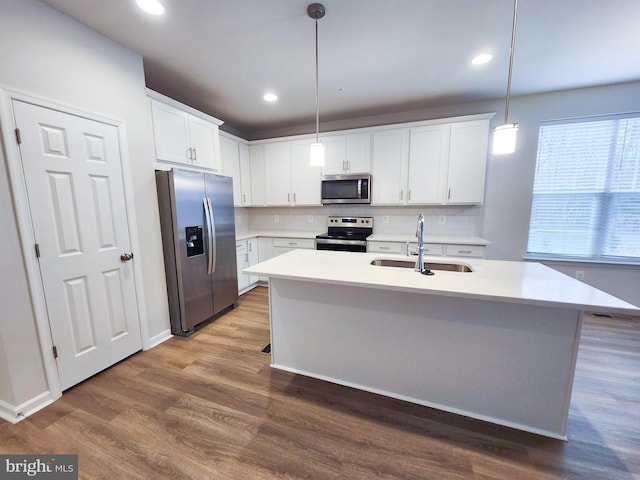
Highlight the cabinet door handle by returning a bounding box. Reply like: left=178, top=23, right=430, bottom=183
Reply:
left=408, top=189, right=411, bottom=200
left=187, top=147, right=193, bottom=161
left=448, top=188, right=451, bottom=200
left=242, top=194, right=246, bottom=203
left=193, top=147, right=197, bottom=161
left=400, top=189, right=404, bottom=200
left=287, top=193, right=290, bottom=202
left=293, top=193, right=296, bottom=202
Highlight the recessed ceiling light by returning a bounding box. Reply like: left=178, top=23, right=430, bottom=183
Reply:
left=472, top=53, right=493, bottom=65
left=263, top=93, right=278, bottom=102
left=136, top=0, right=164, bottom=15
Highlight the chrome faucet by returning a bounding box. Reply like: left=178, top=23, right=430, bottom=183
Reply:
left=415, top=212, right=434, bottom=275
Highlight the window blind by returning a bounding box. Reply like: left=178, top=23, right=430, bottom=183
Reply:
left=526, top=114, right=640, bottom=263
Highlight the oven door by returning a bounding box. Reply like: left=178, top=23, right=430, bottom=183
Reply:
left=316, top=237, right=368, bottom=252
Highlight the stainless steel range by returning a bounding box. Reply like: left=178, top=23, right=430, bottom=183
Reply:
left=316, top=216, right=373, bottom=252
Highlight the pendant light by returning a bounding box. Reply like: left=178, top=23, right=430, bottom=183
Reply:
left=308, top=3, right=326, bottom=166
left=493, top=0, right=519, bottom=155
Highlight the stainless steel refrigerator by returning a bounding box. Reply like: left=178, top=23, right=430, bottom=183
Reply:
left=156, top=168, right=238, bottom=336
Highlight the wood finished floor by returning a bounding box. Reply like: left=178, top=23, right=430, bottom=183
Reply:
left=2, top=286, right=639, bottom=479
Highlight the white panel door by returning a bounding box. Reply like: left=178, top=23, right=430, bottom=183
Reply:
left=12, top=100, right=142, bottom=391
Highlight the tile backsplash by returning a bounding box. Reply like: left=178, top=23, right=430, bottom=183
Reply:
left=237, top=205, right=483, bottom=237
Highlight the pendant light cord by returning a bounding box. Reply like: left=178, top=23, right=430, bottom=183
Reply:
left=504, top=0, right=518, bottom=125
left=314, top=18, right=320, bottom=143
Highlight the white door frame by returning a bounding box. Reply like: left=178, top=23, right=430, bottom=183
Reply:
left=0, top=86, right=150, bottom=405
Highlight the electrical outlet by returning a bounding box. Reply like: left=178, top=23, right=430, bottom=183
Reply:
left=274, top=215, right=279, bottom=223
left=439, top=216, right=446, bottom=225
left=575, top=270, right=585, bottom=280
left=308, top=215, right=314, bottom=223
left=383, top=216, right=389, bottom=224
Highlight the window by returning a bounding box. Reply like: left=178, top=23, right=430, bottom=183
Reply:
left=526, top=114, right=640, bottom=264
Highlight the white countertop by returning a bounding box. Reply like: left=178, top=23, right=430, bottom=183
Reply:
left=244, top=249, right=640, bottom=315
left=367, top=234, right=490, bottom=245
left=236, top=231, right=489, bottom=245
left=235, top=230, right=321, bottom=241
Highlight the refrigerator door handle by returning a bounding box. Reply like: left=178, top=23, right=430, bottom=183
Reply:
left=206, top=197, right=217, bottom=273
left=203, top=197, right=215, bottom=274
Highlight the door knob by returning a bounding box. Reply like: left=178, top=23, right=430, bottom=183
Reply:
left=120, top=252, right=134, bottom=261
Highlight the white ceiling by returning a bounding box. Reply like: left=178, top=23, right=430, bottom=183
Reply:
left=41, top=0, right=640, bottom=138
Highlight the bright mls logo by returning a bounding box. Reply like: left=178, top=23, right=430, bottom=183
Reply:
left=0, top=455, right=77, bottom=479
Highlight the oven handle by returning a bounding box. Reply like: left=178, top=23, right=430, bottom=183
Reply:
left=316, top=238, right=368, bottom=247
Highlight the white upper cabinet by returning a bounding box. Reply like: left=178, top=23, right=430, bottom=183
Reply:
left=254, top=140, right=322, bottom=207
left=149, top=92, right=222, bottom=171
left=264, top=142, right=292, bottom=206
left=371, top=129, right=410, bottom=204
left=150, top=100, right=190, bottom=164
left=407, top=124, right=449, bottom=204
left=220, top=133, right=251, bottom=206
left=446, top=120, right=489, bottom=204
left=322, top=133, right=371, bottom=175
left=238, top=142, right=252, bottom=206
left=323, top=135, right=347, bottom=175
left=372, top=116, right=491, bottom=205
left=290, top=141, right=322, bottom=205
left=249, top=144, right=266, bottom=206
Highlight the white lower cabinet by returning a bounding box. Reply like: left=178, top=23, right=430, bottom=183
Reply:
left=369, top=240, right=485, bottom=258
left=367, top=241, right=404, bottom=254
left=236, top=238, right=260, bottom=294
left=273, top=237, right=315, bottom=256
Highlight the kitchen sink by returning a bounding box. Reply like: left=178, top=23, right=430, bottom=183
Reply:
left=370, top=258, right=473, bottom=272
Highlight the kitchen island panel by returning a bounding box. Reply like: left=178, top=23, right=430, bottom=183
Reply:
left=269, top=277, right=581, bottom=439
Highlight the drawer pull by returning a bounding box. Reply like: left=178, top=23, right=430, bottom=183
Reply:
left=458, top=250, right=472, bottom=254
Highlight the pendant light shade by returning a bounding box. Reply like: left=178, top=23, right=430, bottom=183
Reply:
left=308, top=3, right=325, bottom=166
left=492, top=0, right=519, bottom=155
left=309, top=142, right=325, bottom=166
left=492, top=123, right=518, bottom=154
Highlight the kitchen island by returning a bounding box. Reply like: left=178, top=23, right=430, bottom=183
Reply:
left=244, top=249, right=639, bottom=439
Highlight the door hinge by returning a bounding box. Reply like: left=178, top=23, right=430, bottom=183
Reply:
left=35, top=243, right=41, bottom=258
left=15, top=128, right=22, bottom=145
left=53, top=346, right=58, bottom=359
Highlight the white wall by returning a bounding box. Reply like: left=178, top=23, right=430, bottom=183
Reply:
left=483, top=82, right=640, bottom=307
left=0, top=0, right=171, bottom=418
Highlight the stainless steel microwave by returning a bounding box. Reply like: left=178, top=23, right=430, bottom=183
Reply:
left=321, top=173, right=371, bottom=205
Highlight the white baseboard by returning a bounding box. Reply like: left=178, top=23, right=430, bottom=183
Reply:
left=0, top=391, right=57, bottom=424
left=143, top=328, right=172, bottom=350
